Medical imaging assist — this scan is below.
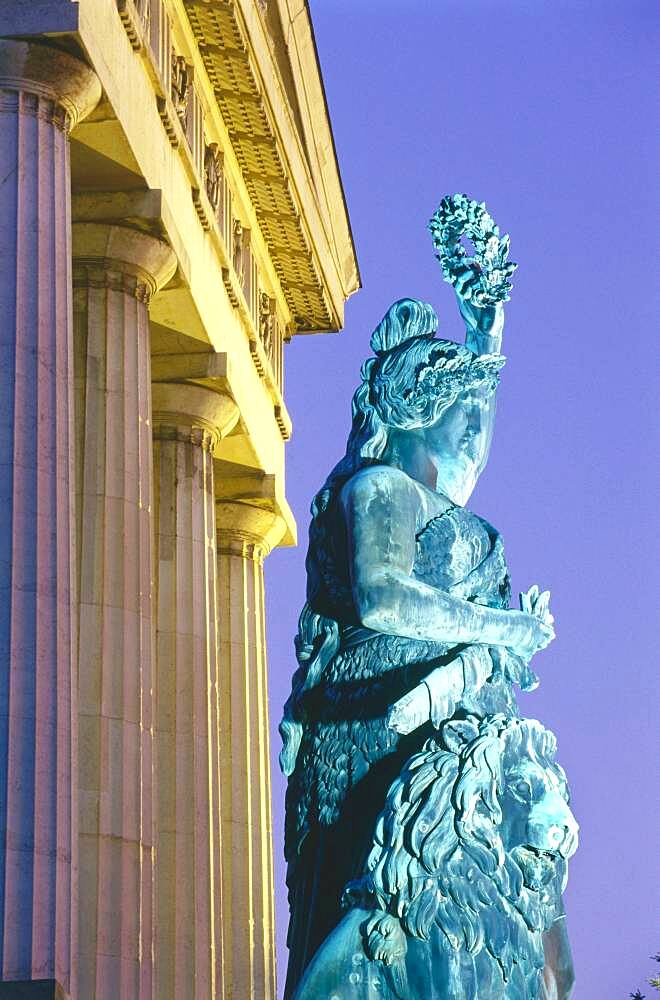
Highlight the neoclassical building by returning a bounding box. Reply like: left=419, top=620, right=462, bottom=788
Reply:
left=0, top=1, right=358, bottom=997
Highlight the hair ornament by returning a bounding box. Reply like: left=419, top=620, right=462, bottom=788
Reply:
left=404, top=350, right=506, bottom=409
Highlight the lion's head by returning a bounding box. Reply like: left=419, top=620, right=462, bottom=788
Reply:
left=344, top=713, right=578, bottom=993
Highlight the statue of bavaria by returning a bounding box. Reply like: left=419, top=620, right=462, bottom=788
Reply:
left=280, top=195, right=578, bottom=1000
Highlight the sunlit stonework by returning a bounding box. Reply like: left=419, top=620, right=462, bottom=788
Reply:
left=0, top=2, right=358, bottom=997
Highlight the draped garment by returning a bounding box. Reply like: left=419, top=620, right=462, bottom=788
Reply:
left=283, top=503, right=518, bottom=998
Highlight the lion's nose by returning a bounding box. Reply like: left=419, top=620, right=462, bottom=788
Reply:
left=546, top=825, right=564, bottom=848
left=528, top=797, right=579, bottom=858
left=560, top=815, right=579, bottom=859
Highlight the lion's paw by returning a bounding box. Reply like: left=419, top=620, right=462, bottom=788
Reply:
left=363, top=911, right=407, bottom=966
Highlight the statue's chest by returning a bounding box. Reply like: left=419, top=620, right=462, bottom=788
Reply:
left=413, top=506, right=494, bottom=591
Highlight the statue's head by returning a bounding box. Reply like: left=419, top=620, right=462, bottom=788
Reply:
left=350, top=298, right=505, bottom=504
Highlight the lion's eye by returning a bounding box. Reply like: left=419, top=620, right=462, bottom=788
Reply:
left=513, top=779, right=530, bottom=798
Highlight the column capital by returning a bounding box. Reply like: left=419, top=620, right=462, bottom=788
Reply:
left=72, top=223, right=177, bottom=300
left=216, top=501, right=287, bottom=559
left=152, top=382, right=239, bottom=450
left=0, top=39, right=100, bottom=129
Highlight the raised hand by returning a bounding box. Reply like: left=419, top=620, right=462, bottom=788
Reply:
left=454, top=262, right=504, bottom=339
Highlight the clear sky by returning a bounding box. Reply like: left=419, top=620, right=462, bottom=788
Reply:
left=266, top=2, right=658, bottom=996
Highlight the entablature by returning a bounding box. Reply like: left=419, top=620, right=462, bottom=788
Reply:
left=0, top=0, right=358, bottom=534
left=80, top=0, right=359, bottom=334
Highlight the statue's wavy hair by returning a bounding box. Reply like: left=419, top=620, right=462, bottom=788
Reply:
left=312, top=298, right=458, bottom=519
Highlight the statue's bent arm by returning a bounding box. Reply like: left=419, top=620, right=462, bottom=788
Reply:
left=462, top=292, right=504, bottom=477
left=341, top=465, right=530, bottom=649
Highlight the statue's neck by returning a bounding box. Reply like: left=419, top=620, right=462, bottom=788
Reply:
left=381, top=430, right=438, bottom=491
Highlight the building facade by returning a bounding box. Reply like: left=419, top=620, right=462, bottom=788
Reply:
left=0, top=1, right=358, bottom=996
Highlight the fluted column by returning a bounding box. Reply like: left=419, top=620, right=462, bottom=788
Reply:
left=0, top=42, right=100, bottom=995
left=151, top=383, right=238, bottom=1000
left=215, top=503, right=286, bottom=1000
left=72, top=224, right=176, bottom=999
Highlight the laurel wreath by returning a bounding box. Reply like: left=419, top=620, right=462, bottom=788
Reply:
left=428, top=193, right=517, bottom=306
left=404, top=350, right=506, bottom=410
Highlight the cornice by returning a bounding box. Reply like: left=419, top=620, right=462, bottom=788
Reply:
left=181, top=0, right=358, bottom=332
left=0, top=1, right=359, bottom=336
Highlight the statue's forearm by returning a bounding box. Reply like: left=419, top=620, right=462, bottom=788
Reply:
left=466, top=323, right=503, bottom=357
left=465, top=312, right=501, bottom=470
left=464, top=301, right=504, bottom=356
left=357, top=571, right=526, bottom=648
left=388, top=646, right=493, bottom=734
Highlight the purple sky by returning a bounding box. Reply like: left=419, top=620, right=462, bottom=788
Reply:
left=265, top=3, right=658, bottom=996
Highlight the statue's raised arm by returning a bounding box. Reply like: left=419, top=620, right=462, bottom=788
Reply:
left=281, top=196, right=578, bottom=1000
left=429, top=192, right=516, bottom=356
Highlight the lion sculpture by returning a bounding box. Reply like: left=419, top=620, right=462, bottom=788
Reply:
left=294, top=714, right=578, bottom=1000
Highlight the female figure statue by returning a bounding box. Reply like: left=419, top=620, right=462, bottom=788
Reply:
left=280, top=202, right=577, bottom=999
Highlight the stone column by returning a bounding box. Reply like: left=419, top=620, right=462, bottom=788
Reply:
left=72, top=224, right=176, bottom=999
left=151, top=384, right=238, bottom=1000
left=215, top=503, right=285, bottom=1000
left=0, top=42, right=100, bottom=996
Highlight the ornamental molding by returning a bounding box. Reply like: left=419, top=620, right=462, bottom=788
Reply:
left=117, top=0, right=150, bottom=50
left=181, top=0, right=355, bottom=331
left=115, top=0, right=347, bottom=330
left=204, top=142, right=223, bottom=211
left=108, top=0, right=295, bottom=392
left=171, top=53, right=191, bottom=125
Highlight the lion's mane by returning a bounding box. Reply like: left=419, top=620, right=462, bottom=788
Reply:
left=345, top=714, right=568, bottom=991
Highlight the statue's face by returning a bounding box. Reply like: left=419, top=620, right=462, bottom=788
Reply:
left=423, top=385, right=493, bottom=504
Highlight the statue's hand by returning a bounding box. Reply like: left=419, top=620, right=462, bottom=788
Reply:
left=518, top=585, right=555, bottom=663
left=507, top=608, right=555, bottom=663
left=520, top=584, right=554, bottom=628
left=454, top=263, right=504, bottom=337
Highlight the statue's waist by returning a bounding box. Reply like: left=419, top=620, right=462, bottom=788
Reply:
left=322, top=625, right=456, bottom=687
left=337, top=621, right=457, bottom=656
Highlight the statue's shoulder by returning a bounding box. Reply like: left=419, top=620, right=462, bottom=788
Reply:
left=339, top=465, right=422, bottom=511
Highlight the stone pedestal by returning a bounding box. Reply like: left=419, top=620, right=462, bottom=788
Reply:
left=0, top=41, right=100, bottom=994
left=72, top=224, right=176, bottom=998
left=215, top=503, right=286, bottom=1000
left=151, top=383, right=238, bottom=999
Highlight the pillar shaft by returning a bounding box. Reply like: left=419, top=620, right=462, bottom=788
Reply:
left=216, top=504, right=285, bottom=1000
left=72, top=225, right=176, bottom=998
left=0, top=41, right=99, bottom=993
left=151, top=384, right=237, bottom=1000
